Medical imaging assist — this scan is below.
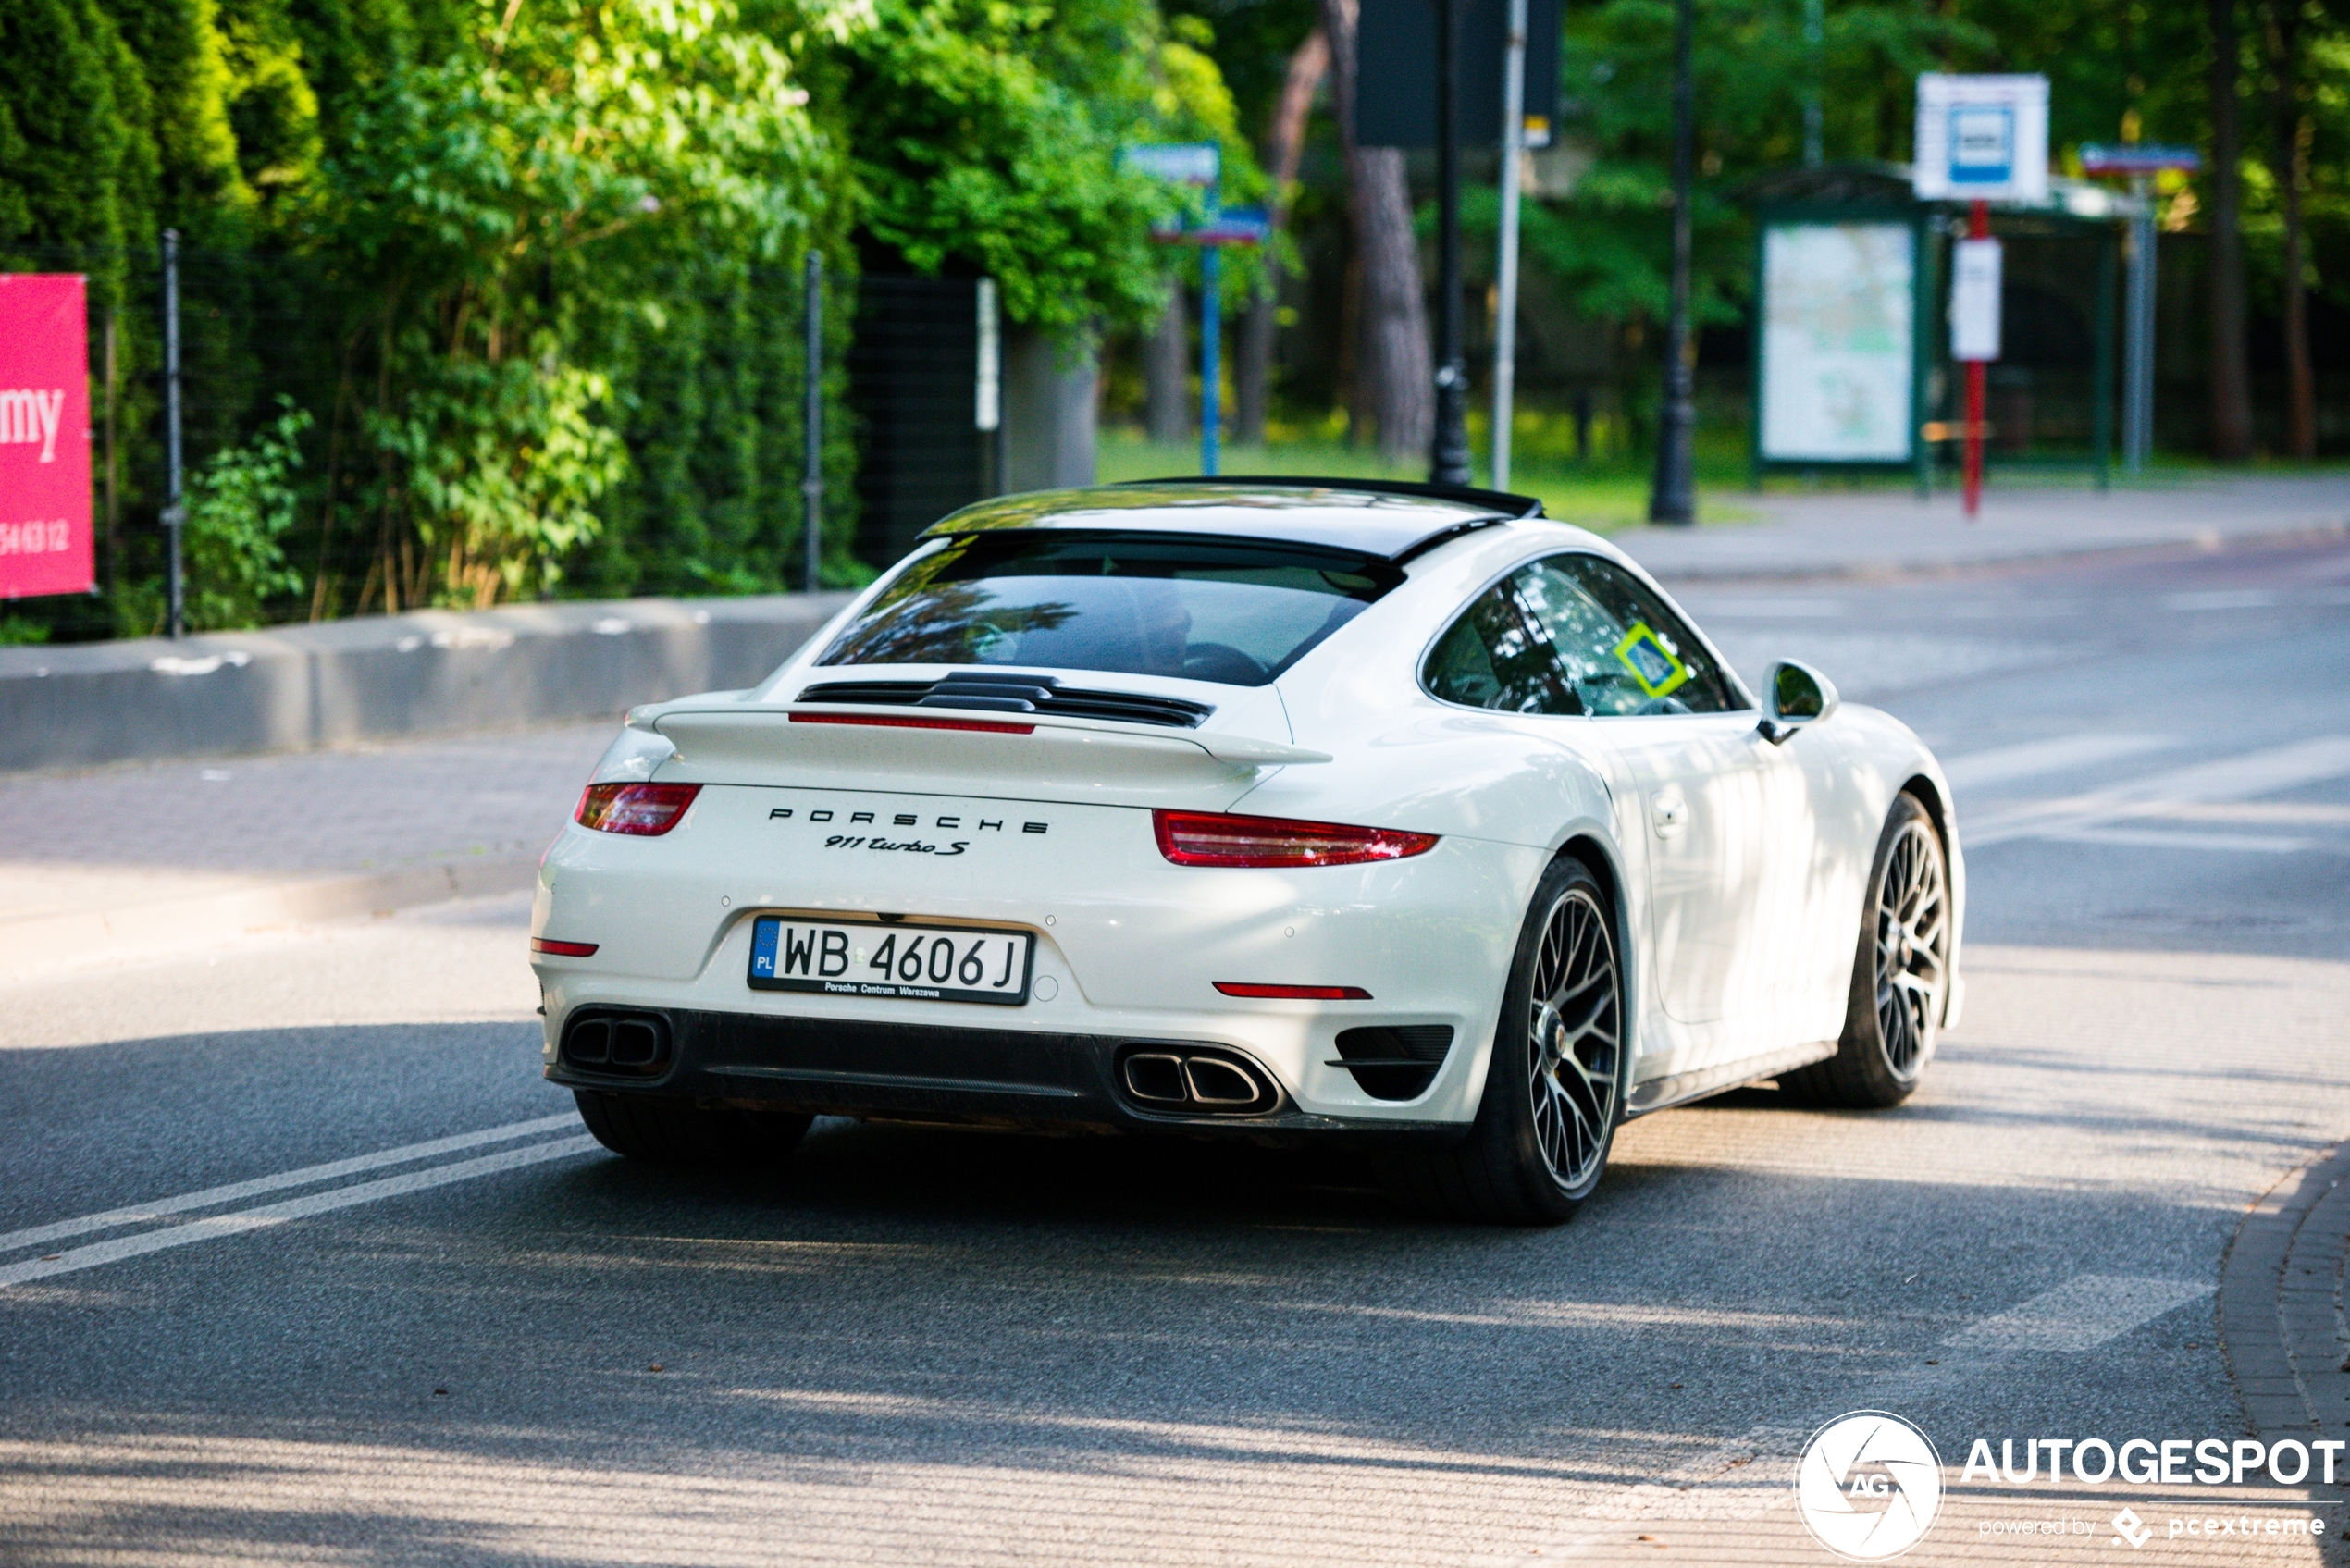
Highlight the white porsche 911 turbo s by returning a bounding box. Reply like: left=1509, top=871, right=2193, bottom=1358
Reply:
left=531, top=479, right=1962, bottom=1223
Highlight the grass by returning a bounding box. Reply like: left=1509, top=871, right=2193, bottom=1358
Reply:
left=1096, top=419, right=1762, bottom=532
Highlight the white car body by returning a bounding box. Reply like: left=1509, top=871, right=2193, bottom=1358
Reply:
left=531, top=482, right=1963, bottom=1143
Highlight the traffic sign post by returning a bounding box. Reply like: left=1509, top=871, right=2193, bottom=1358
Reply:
left=1914, top=75, right=2047, bottom=518
left=1122, top=144, right=1267, bottom=478
left=1951, top=204, right=1998, bottom=517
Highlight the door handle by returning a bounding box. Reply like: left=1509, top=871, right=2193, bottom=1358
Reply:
left=1650, top=790, right=1687, bottom=838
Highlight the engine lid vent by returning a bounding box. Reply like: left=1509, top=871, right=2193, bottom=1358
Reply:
left=798, top=672, right=1214, bottom=729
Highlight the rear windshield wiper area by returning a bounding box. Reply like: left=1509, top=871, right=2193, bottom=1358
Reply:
left=796, top=672, right=1217, bottom=729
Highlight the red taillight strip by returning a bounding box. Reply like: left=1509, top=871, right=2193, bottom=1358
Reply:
left=789, top=712, right=1034, bottom=735
left=1214, top=982, right=1373, bottom=1000
left=532, top=939, right=599, bottom=957
left=1153, top=809, right=1440, bottom=868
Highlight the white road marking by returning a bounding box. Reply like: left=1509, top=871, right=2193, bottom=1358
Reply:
left=1681, top=598, right=1848, bottom=619
left=1968, top=736, right=2350, bottom=847
left=2164, top=590, right=2281, bottom=611
left=2051, top=827, right=2318, bottom=855
left=1940, top=733, right=2176, bottom=791
left=0, top=1135, right=597, bottom=1290
left=1943, top=1274, right=2210, bottom=1355
left=0, top=1112, right=578, bottom=1256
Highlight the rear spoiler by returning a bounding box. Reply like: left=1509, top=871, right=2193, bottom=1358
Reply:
left=641, top=702, right=1331, bottom=768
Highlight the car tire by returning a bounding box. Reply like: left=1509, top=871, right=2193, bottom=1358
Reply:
left=1383, top=856, right=1626, bottom=1226
left=1783, top=793, right=1950, bottom=1108
left=573, top=1091, right=812, bottom=1165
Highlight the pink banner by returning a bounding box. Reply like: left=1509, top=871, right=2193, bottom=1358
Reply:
left=0, top=274, right=93, bottom=599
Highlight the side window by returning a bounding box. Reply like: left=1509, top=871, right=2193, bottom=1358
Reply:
left=1422, top=584, right=1582, bottom=715
left=1508, top=555, right=1742, bottom=716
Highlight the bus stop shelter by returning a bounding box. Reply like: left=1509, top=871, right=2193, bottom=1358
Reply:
left=1737, top=161, right=2143, bottom=494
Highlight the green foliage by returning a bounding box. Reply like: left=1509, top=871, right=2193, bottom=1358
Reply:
left=369, top=353, right=627, bottom=605
left=841, top=0, right=1174, bottom=334
left=0, top=0, right=157, bottom=307
left=183, top=396, right=312, bottom=629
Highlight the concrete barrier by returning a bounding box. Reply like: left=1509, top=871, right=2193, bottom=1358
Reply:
left=0, top=592, right=855, bottom=773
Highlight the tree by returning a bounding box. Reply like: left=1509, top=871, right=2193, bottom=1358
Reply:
left=1321, top=0, right=1429, bottom=460
left=1234, top=26, right=1324, bottom=445
left=2263, top=0, right=2316, bottom=460
left=2207, top=0, right=2257, bottom=460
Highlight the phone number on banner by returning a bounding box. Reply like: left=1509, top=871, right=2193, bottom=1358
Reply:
left=0, top=520, right=71, bottom=554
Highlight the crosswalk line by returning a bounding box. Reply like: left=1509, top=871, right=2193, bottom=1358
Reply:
left=1967, top=736, right=2350, bottom=848
left=0, top=1135, right=598, bottom=1290
left=0, top=1111, right=579, bottom=1256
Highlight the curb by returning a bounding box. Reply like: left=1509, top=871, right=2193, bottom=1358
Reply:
left=2219, top=1140, right=2350, bottom=1439
left=0, top=854, right=540, bottom=989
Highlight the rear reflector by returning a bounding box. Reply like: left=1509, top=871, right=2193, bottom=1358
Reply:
left=789, top=712, right=1034, bottom=735
left=532, top=938, right=600, bottom=957
left=1154, top=809, right=1439, bottom=868
left=1214, top=982, right=1373, bottom=1000
left=575, top=782, right=700, bottom=835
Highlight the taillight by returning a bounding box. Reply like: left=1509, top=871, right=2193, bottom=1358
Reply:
left=1152, top=809, right=1438, bottom=868
left=532, top=938, right=599, bottom=957
left=575, top=782, right=701, bottom=836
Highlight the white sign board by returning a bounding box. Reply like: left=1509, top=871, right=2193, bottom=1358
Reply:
left=1760, top=223, right=1916, bottom=463
left=1913, top=75, right=2048, bottom=204
left=1121, top=142, right=1220, bottom=186
left=1949, top=239, right=2003, bottom=362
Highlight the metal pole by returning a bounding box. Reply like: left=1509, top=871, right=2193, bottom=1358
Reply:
left=1201, top=239, right=1222, bottom=476
left=1430, top=0, right=1471, bottom=486
left=801, top=251, right=822, bottom=594
left=2123, top=174, right=2155, bottom=473
left=1647, top=0, right=1698, bottom=525
left=1802, top=0, right=1824, bottom=167
left=1962, top=199, right=1988, bottom=519
left=976, top=278, right=1003, bottom=495
left=163, top=229, right=185, bottom=638
left=1492, top=0, right=1528, bottom=492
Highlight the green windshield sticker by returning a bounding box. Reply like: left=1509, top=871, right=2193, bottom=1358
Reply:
left=1613, top=623, right=1690, bottom=698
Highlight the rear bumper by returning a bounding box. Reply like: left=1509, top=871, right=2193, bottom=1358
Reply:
left=546, top=1006, right=1466, bottom=1143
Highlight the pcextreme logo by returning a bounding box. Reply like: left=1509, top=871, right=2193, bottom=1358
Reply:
left=1794, top=1411, right=1946, bottom=1561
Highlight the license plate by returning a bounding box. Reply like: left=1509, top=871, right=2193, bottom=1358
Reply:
left=748, top=917, right=1033, bottom=1006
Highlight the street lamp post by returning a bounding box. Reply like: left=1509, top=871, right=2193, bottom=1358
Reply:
left=1430, top=0, right=1472, bottom=487
left=1647, top=0, right=1697, bottom=526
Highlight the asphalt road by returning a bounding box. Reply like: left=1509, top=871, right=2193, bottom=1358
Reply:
left=4, top=534, right=2348, bottom=1566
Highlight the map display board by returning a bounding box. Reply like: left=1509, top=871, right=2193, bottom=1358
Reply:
left=1759, top=223, right=1915, bottom=463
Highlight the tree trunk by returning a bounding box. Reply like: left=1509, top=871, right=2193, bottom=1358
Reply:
left=1236, top=28, right=1329, bottom=448
left=2264, top=0, right=2315, bottom=460
left=2206, top=0, right=2256, bottom=461
left=1144, top=288, right=1190, bottom=443
left=1322, top=0, right=1432, bottom=462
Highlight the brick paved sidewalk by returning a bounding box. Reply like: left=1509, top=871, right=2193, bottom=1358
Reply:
left=0, top=721, right=612, bottom=984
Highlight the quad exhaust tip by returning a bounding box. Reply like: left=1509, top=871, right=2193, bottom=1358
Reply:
left=1119, top=1047, right=1280, bottom=1116
left=561, top=1011, right=672, bottom=1076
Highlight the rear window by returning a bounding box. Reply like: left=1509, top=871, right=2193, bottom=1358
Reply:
left=816, top=532, right=1403, bottom=686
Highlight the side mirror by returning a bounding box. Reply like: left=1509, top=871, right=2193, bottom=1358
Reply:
left=1758, top=659, right=1839, bottom=745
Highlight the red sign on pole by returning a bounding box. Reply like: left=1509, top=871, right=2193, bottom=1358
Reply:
left=0, top=274, right=93, bottom=599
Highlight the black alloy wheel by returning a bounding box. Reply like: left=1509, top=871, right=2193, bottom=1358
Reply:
left=1385, top=856, right=1625, bottom=1225
left=1785, top=792, right=1949, bottom=1108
